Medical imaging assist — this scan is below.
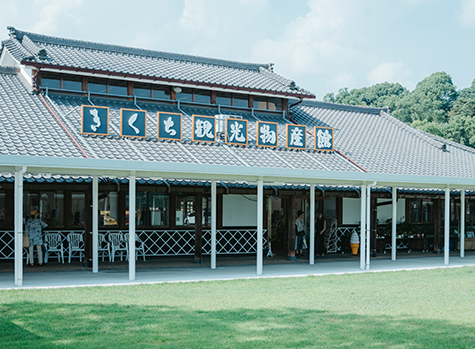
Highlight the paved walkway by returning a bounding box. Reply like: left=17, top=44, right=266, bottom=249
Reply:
left=1, top=254, right=475, bottom=290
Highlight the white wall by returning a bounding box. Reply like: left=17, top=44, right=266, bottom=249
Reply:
left=342, top=197, right=406, bottom=225
left=223, top=194, right=257, bottom=227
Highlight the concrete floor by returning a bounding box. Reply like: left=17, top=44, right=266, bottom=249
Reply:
left=1, top=252, right=475, bottom=290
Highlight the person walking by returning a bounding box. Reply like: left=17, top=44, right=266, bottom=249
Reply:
left=25, top=210, right=48, bottom=266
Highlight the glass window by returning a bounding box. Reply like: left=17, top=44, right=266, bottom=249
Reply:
left=194, top=89, right=211, bottom=104
left=99, top=192, right=118, bottom=226
left=422, top=201, right=433, bottom=222
left=176, top=88, right=193, bottom=102
left=253, top=96, right=267, bottom=109
left=23, top=191, right=64, bottom=227
left=268, top=97, right=282, bottom=111
left=88, top=77, right=107, bottom=94
left=134, top=82, right=152, bottom=98
left=149, top=193, right=169, bottom=226
left=233, top=94, right=248, bottom=108
left=62, top=75, right=83, bottom=91
left=41, top=72, right=61, bottom=89
left=216, top=92, right=232, bottom=106
left=0, top=192, right=5, bottom=227
left=410, top=199, right=421, bottom=223
left=125, top=192, right=148, bottom=226
left=176, top=195, right=211, bottom=226
left=71, top=192, right=85, bottom=227
left=152, top=85, right=171, bottom=100
left=109, top=79, right=128, bottom=96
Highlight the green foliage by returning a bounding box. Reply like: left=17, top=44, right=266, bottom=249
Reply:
left=326, top=71, right=475, bottom=147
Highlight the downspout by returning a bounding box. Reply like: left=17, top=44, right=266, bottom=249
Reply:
left=288, top=98, right=303, bottom=122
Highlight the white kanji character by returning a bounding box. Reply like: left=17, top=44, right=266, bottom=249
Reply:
left=229, top=121, right=245, bottom=142
left=195, top=119, right=214, bottom=139
left=317, top=129, right=332, bottom=149
left=259, top=124, right=276, bottom=145
left=290, top=127, right=304, bottom=147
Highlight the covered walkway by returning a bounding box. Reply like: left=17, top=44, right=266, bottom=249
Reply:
left=1, top=254, right=474, bottom=290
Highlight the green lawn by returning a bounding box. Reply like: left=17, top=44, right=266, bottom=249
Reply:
left=1, top=267, right=474, bottom=348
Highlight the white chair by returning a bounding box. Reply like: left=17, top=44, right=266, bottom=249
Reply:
left=124, top=233, right=146, bottom=261
left=109, top=232, right=128, bottom=262
left=67, top=232, right=85, bottom=263
left=98, top=233, right=110, bottom=262
left=44, top=233, right=64, bottom=263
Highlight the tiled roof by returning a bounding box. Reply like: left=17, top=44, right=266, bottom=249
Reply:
left=0, top=69, right=357, bottom=174
left=293, top=100, right=475, bottom=178
left=2, top=27, right=313, bottom=98
left=0, top=69, right=84, bottom=158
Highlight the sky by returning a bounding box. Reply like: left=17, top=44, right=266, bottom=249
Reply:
left=1, top=0, right=475, bottom=100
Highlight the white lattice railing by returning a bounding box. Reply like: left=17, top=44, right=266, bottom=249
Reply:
left=0, top=229, right=267, bottom=259
left=0, top=230, right=85, bottom=259
left=105, top=229, right=267, bottom=256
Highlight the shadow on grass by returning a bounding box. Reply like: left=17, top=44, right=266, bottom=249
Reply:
left=1, top=301, right=474, bottom=349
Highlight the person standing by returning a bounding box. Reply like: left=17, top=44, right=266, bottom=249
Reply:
left=295, top=210, right=305, bottom=256
left=315, top=211, right=327, bottom=256
left=25, top=210, right=48, bottom=266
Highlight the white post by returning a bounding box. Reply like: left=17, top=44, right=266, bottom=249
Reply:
left=391, top=187, right=397, bottom=261
left=310, top=184, right=315, bottom=265
left=211, top=180, right=217, bottom=269
left=129, top=173, right=136, bottom=280
left=444, top=187, right=450, bottom=265
left=92, top=175, right=99, bottom=273
left=461, top=190, right=465, bottom=258
left=257, top=180, right=263, bottom=275
left=360, top=184, right=366, bottom=270
left=14, top=167, right=25, bottom=286
left=366, top=185, right=371, bottom=270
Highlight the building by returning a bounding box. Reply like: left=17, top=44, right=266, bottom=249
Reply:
left=1, top=27, right=475, bottom=286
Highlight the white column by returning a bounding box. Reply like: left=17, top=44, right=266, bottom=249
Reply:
left=444, top=187, right=450, bottom=265
left=211, top=180, right=217, bottom=269
left=391, top=187, right=397, bottom=261
left=14, top=167, right=25, bottom=286
left=257, top=180, right=263, bottom=275
left=360, top=185, right=366, bottom=270
left=129, top=173, right=136, bottom=280
left=461, top=190, right=465, bottom=258
left=366, top=185, right=371, bottom=270
left=309, top=184, right=315, bottom=265
left=92, top=175, right=99, bottom=273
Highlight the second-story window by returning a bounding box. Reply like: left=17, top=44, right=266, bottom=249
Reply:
left=216, top=92, right=232, bottom=106
left=194, top=89, right=211, bottom=104
left=108, top=79, right=128, bottom=96
left=134, top=82, right=152, bottom=98
left=40, top=72, right=61, bottom=89
left=233, top=93, right=248, bottom=108
left=62, top=75, right=82, bottom=91
left=88, top=77, right=107, bottom=94
left=176, top=88, right=193, bottom=102
left=152, top=85, right=171, bottom=100
left=253, top=96, right=267, bottom=110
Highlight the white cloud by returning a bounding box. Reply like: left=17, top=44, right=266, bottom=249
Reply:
left=180, top=0, right=210, bottom=31
left=31, top=0, right=83, bottom=34
left=367, top=61, right=411, bottom=86
left=458, top=0, right=475, bottom=26
left=331, top=72, right=356, bottom=90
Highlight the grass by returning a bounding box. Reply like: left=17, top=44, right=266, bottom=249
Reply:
left=1, top=267, right=475, bottom=348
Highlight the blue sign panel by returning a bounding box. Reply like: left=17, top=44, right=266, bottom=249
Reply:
left=256, top=121, right=278, bottom=148
left=121, top=108, right=147, bottom=138
left=314, top=126, right=334, bottom=152
left=192, top=115, right=216, bottom=143
left=225, top=118, right=248, bottom=146
left=81, top=105, right=109, bottom=136
left=286, top=124, right=306, bottom=150
left=157, top=112, right=182, bottom=141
